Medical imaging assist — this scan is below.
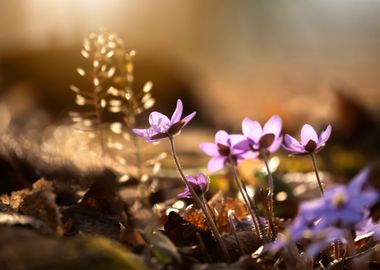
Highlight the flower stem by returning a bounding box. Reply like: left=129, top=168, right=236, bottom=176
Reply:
left=228, top=156, right=262, bottom=241
left=168, top=136, right=231, bottom=262
left=228, top=211, right=244, bottom=255
left=310, top=153, right=324, bottom=197
left=260, top=149, right=277, bottom=238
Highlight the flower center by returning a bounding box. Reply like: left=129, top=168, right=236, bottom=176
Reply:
left=331, top=192, right=347, bottom=208
left=217, top=143, right=231, bottom=156
left=304, top=140, right=317, bottom=152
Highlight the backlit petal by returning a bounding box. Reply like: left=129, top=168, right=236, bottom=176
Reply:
left=263, top=115, right=282, bottom=137
left=300, top=124, right=318, bottom=145
left=148, top=112, right=170, bottom=133
left=317, top=124, right=332, bottom=147
left=199, top=143, right=219, bottom=156
left=242, top=118, right=262, bottom=143
left=215, top=130, right=229, bottom=145
left=208, top=156, right=226, bottom=172
left=171, top=99, right=183, bottom=123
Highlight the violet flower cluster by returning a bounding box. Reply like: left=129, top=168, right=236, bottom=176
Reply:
left=200, top=115, right=283, bottom=172
left=270, top=167, right=379, bottom=256
left=177, top=173, right=210, bottom=199
left=133, top=97, right=380, bottom=260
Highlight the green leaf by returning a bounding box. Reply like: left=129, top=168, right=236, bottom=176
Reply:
left=140, top=228, right=182, bottom=265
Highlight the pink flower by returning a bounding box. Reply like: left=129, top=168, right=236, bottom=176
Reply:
left=178, top=173, right=210, bottom=198
left=235, top=115, right=283, bottom=155
left=282, top=124, right=332, bottom=155
left=133, top=99, right=196, bottom=142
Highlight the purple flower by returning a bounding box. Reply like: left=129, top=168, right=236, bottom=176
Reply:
left=200, top=130, right=257, bottom=172
left=133, top=99, right=196, bottom=142
left=235, top=115, right=283, bottom=155
left=178, top=173, right=209, bottom=198
left=270, top=167, right=379, bottom=257
left=282, top=124, right=332, bottom=155
left=293, top=167, right=378, bottom=236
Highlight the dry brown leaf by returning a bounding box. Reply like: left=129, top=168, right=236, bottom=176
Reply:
left=184, top=192, right=248, bottom=233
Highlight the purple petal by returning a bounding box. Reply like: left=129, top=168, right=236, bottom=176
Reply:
left=133, top=128, right=148, bottom=138
left=267, top=136, right=283, bottom=154
left=317, top=124, right=332, bottom=147
left=229, top=134, right=247, bottom=147
left=240, top=151, right=258, bottom=159
left=133, top=128, right=159, bottom=142
left=199, top=143, right=219, bottom=157
left=263, top=115, right=282, bottom=137
left=171, top=99, right=183, bottom=123
left=242, top=118, right=262, bottom=143
left=197, top=173, right=209, bottom=190
left=149, top=112, right=171, bottom=133
left=233, top=139, right=251, bottom=151
left=181, top=111, right=196, bottom=126
left=185, top=176, right=198, bottom=185
left=208, top=156, right=226, bottom=172
left=215, top=130, right=229, bottom=145
left=299, top=198, right=325, bottom=222
left=178, top=187, right=191, bottom=198
left=348, top=167, right=370, bottom=195
left=300, top=124, right=318, bottom=145
left=282, top=134, right=305, bottom=153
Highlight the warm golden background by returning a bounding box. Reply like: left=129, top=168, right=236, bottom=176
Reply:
left=0, top=0, right=379, bottom=161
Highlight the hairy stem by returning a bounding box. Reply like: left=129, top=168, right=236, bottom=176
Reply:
left=168, top=137, right=231, bottom=262
left=228, top=156, right=262, bottom=241
left=228, top=211, right=244, bottom=255
left=310, top=153, right=324, bottom=196
left=239, top=175, right=265, bottom=237
left=260, top=149, right=277, bottom=238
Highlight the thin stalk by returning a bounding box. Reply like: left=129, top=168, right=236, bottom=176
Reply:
left=196, top=232, right=212, bottom=262
left=260, top=149, right=277, bottom=238
left=310, top=153, right=324, bottom=196
left=168, top=137, right=231, bottom=262
left=310, top=154, right=338, bottom=257
left=130, top=122, right=142, bottom=178
left=93, top=86, right=106, bottom=157
left=333, top=240, right=340, bottom=260
left=239, top=176, right=266, bottom=238
left=228, top=211, right=244, bottom=255
left=228, top=156, right=262, bottom=241
left=206, top=201, right=218, bottom=226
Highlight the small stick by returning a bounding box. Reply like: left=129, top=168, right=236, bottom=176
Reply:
left=310, top=153, right=324, bottom=196
left=228, top=210, right=244, bottom=255
left=260, top=149, right=277, bottom=238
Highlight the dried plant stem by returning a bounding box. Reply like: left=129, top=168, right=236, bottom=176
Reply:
left=131, top=128, right=142, bottom=178
left=260, top=149, right=277, bottom=238
left=196, top=232, right=212, bottom=262
left=93, top=87, right=106, bottom=157
left=228, top=211, right=244, bottom=255
left=310, top=153, right=324, bottom=196
left=239, top=176, right=265, bottom=237
left=228, top=156, right=262, bottom=241
left=168, top=137, right=231, bottom=262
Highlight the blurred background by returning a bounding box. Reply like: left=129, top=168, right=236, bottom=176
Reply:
left=0, top=0, right=380, bottom=176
